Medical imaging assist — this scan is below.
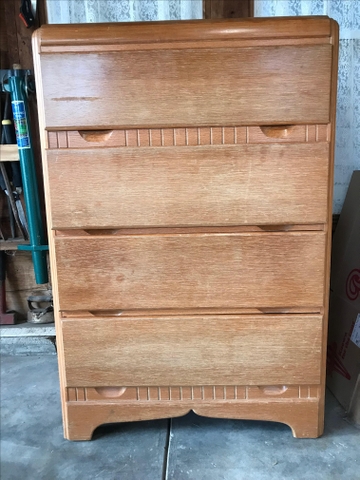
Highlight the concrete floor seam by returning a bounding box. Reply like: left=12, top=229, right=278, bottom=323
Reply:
left=162, top=418, right=173, bottom=480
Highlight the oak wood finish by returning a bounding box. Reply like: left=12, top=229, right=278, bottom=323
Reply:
left=69, top=385, right=320, bottom=402
left=0, top=145, right=20, bottom=162
left=47, top=143, right=329, bottom=229
left=47, top=124, right=329, bottom=149
left=35, top=18, right=332, bottom=47
left=65, top=400, right=321, bottom=441
left=54, top=233, right=326, bottom=311
left=62, top=315, right=323, bottom=387
left=33, top=18, right=338, bottom=441
left=39, top=44, right=332, bottom=129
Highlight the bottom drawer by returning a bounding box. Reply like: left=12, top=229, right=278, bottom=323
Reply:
left=62, top=315, right=323, bottom=387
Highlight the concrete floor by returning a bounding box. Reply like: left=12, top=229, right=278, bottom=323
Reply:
left=1, top=355, right=359, bottom=480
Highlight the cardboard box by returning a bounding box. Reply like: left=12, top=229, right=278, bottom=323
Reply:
left=327, top=294, right=360, bottom=420
left=330, top=171, right=360, bottom=301
left=327, top=171, right=360, bottom=424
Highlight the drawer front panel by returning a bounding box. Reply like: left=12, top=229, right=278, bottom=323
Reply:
left=62, top=315, right=323, bottom=387
left=55, top=233, right=326, bottom=311
left=47, top=143, right=329, bottom=229
left=40, top=45, right=332, bottom=129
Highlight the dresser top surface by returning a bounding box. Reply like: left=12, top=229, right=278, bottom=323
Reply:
left=33, top=16, right=335, bottom=48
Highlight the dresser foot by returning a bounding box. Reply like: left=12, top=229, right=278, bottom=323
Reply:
left=289, top=415, right=323, bottom=439
left=65, top=423, right=96, bottom=441
left=194, top=399, right=323, bottom=439
left=64, top=402, right=191, bottom=441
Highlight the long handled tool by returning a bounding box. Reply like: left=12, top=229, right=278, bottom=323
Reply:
left=1, top=97, right=29, bottom=238
left=3, top=66, right=48, bottom=284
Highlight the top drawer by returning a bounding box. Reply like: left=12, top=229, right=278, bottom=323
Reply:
left=33, top=17, right=337, bottom=130
left=38, top=44, right=332, bottom=129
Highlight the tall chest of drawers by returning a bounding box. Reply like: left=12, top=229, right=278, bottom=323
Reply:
left=33, top=17, right=338, bottom=440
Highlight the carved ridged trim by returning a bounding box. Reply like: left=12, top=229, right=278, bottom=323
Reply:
left=47, top=125, right=330, bottom=149
left=66, top=385, right=320, bottom=402
left=67, top=387, right=87, bottom=401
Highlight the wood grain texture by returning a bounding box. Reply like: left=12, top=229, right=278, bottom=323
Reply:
left=32, top=17, right=338, bottom=441
left=39, top=44, right=332, bottom=129
left=60, top=306, right=323, bottom=318
left=0, top=145, right=20, bottom=161
left=55, top=225, right=325, bottom=237
left=65, top=399, right=322, bottom=440
left=35, top=18, right=332, bottom=49
left=67, top=384, right=320, bottom=402
left=3, top=0, right=46, bottom=70
left=204, top=0, right=254, bottom=19
left=47, top=124, right=329, bottom=149
left=32, top=31, right=71, bottom=439
left=47, top=143, right=329, bottom=229
left=55, top=232, right=326, bottom=311
left=62, top=315, right=323, bottom=387
left=317, top=19, right=340, bottom=437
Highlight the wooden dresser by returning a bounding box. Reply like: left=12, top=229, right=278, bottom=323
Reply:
left=33, top=17, right=338, bottom=440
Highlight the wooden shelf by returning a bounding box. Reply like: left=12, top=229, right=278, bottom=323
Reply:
left=0, top=145, right=19, bottom=162
left=0, top=239, right=27, bottom=251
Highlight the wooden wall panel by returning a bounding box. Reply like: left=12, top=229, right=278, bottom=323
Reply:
left=1, top=0, right=47, bottom=318
left=204, top=0, right=254, bottom=19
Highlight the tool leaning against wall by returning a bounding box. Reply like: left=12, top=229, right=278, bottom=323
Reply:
left=2, top=65, right=48, bottom=284
left=1, top=66, right=52, bottom=324
left=1, top=92, right=29, bottom=239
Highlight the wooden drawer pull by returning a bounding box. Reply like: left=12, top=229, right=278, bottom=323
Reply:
left=78, top=130, right=113, bottom=142
left=260, top=125, right=295, bottom=138
left=54, top=224, right=325, bottom=238
left=259, top=385, right=288, bottom=395
left=90, top=310, right=123, bottom=317
left=94, top=387, right=126, bottom=398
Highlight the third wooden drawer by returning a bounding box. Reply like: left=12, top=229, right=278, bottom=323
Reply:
left=55, top=231, right=326, bottom=311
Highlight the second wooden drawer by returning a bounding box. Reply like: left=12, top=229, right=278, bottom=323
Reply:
left=47, top=143, right=329, bottom=229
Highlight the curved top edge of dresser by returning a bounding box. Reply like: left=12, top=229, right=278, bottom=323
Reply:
left=32, top=16, right=335, bottom=48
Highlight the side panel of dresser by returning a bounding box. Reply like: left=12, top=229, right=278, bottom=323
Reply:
left=32, top=33, right=71, bottom=437
left=317, top=20, right=339, bottom=436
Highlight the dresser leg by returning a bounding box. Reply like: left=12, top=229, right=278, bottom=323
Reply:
left=64, top=403, right=103, bottom=440
left=289, top=414, right=323, bottom=439
left=290, top=424, right=322, bottom=439
left=195, top=399, right=323, bottom=439
left=64, top=402, right=192, bottom=441
left=64, top=418, right=97, bottom=441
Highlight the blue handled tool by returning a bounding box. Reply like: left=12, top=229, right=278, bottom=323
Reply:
left=3, top=67, right=48, bottom=284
